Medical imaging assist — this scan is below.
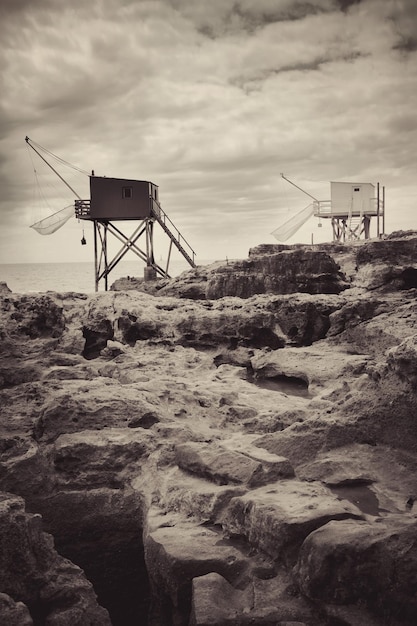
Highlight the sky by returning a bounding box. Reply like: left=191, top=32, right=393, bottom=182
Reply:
left=1, top=0, right=416, bottom=267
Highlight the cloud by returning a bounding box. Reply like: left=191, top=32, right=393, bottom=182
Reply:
left=335, top=0, right=363, bottom=11
left=175, top=0, right=334, bottom=38
left=387, top=0, right=417, bottom=52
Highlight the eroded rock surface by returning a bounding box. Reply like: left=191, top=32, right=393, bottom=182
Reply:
left=2, top=234, right=417, bottom=625
left=0, top=492, right=111, bottom=625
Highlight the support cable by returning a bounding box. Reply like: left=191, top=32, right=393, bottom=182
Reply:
left=25, top=136, right=83, bottom=200
left=25, top=137, right=90, bottom=176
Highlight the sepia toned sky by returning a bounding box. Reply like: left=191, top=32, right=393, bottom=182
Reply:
left=1, top=0, right=416, bottom=265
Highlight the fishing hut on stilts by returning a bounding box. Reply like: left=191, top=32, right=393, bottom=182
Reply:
left=25, top=137, right=196, bottom=291
left=273, top=174, right=385, bottom=243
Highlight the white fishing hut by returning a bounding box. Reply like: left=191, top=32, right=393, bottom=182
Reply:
left=315, top=181, right=385, bottom=242
left=330, top=182, right=376, bottom=216
left=273, top=175, right=385, bottom=244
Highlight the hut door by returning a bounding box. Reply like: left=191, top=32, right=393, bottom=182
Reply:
left=351, top=185, right=362, bottom=214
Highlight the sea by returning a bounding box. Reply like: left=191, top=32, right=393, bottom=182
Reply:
left=0, top=259, right=217, bottom=294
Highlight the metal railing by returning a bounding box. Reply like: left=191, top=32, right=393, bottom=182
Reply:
left=313, top=200, right=331, bottom=216
left=151, top=198, right=196, bottom=265
left=314, top=198, right=383, bottom=217
left=372, top=197, right=385, bottom=215
left=75, top=199, right=91, bottom=218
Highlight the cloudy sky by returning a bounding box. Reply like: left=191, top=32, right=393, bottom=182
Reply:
left=1, top=0, right=416, bottom=266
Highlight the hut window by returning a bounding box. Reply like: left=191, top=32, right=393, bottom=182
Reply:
left=353, top=187, right=360, bottom=192
left=122, top=187, right=133, bottom=199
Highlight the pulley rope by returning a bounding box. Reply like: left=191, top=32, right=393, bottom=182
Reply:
left=27, top=138, right=90, bottom=177
left=26, top=141, right=78, bottom=213
left=26, top=141, right=53, bottom=221
left=25, top=137, right=87, bottom=235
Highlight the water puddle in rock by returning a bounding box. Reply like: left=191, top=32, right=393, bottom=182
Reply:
left=330, top=484, right=387, bottom=516
left=247, top=373, right=311, bottom=398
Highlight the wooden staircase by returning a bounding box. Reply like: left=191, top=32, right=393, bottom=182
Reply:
left=151, top=198, right=196, bottom=269
left=347, top=215, right=363, bottom=240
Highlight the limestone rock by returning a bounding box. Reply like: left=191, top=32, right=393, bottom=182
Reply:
left=221, top=480, right=364, bottom=563
left=355, top=237, right=417, bottom=291
left=160, top=468, right=247, bottom=523
left=175, top=441, right=294, bottom=488
left=0, top=360, right=45, bottom=388
left=295, top=516, right=417, bottom=624
left=147, top=265, right=211, bottom=300
left=262, top=293, right=342, bottom=346
left=221, top=438, right=295, bottom=473
left=0, top=492, right=111, bottom=625
left=0, top=294, right=65, bottom=339
left=0, top=436, right=52, bottom=505
left=240, top=407, right=308, bottom=434
left=296, top=443, right=417, bottom=516
left=326, top=294, right=416, bottom=356
left=387, top=334, right=417, bottom=388
left=174, top=304, right=287, bottom=349
left=190, top=571, right=317, bottom=626
left=328, top=297, right=386, bottom=337
left=357, top=236, right=417, bottom=267
left=116, top=309, right=164, bottom=345
left=52, top=427, right=155, bottom=488
left=250, top=343, right=369, bottom=392
left=322, top=604, right=383, bottom=626
left=110, top=275, right=145, bottom=291
left=205, top=249, right=348, bottom=299
left=254, top=421, right=332, bottom=467
left=332, top=352, right=417, bottom=454
left=34, top=485, right=147, bottom=626
left=0, top=593, right=33, bottom=626
left=2, top=237, right=417, bottom=624
left=144, top=510, right=262, bottom=624
left=297, top=455, right=376, bottom=487
left=0, top=282, right=12, bottom=294
left=125, top=247, right=347, bottom=300
left=190, top=572, right=250, bottom=626
left=145, top=517, right=252, bottom=594
left=32, top=378, right=159, bottom=443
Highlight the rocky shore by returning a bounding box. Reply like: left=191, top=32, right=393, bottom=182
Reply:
left=1, top=232, right=417, bottom=625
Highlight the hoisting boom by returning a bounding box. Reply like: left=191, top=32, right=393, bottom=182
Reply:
left=280, top=173, right=318, bottom=202
left=25, top=136, right=82, bottom=200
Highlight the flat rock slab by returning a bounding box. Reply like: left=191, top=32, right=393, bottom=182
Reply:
left=295, top=516, right=417, bottom=622
left=175, top=441, right=294, bottom=487
left=251, top=345, right=369, bottom=389
left=52, top=427, right=155, bottom=488
left=297, top=443, right=417, bottom=515
left=190, top=571, right=316, bottom=625
left=221, top=480, right=364, bottom=562
left=145, top=521, right=253, bottom=607
left=33, top=378, right=159, bottom=443
left=160, top=468, right=247, bottom=523
left=220, top=437, right=296, bottom=470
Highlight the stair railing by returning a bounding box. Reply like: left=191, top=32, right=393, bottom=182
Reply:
left=151, top=198, right=196, bottom=265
